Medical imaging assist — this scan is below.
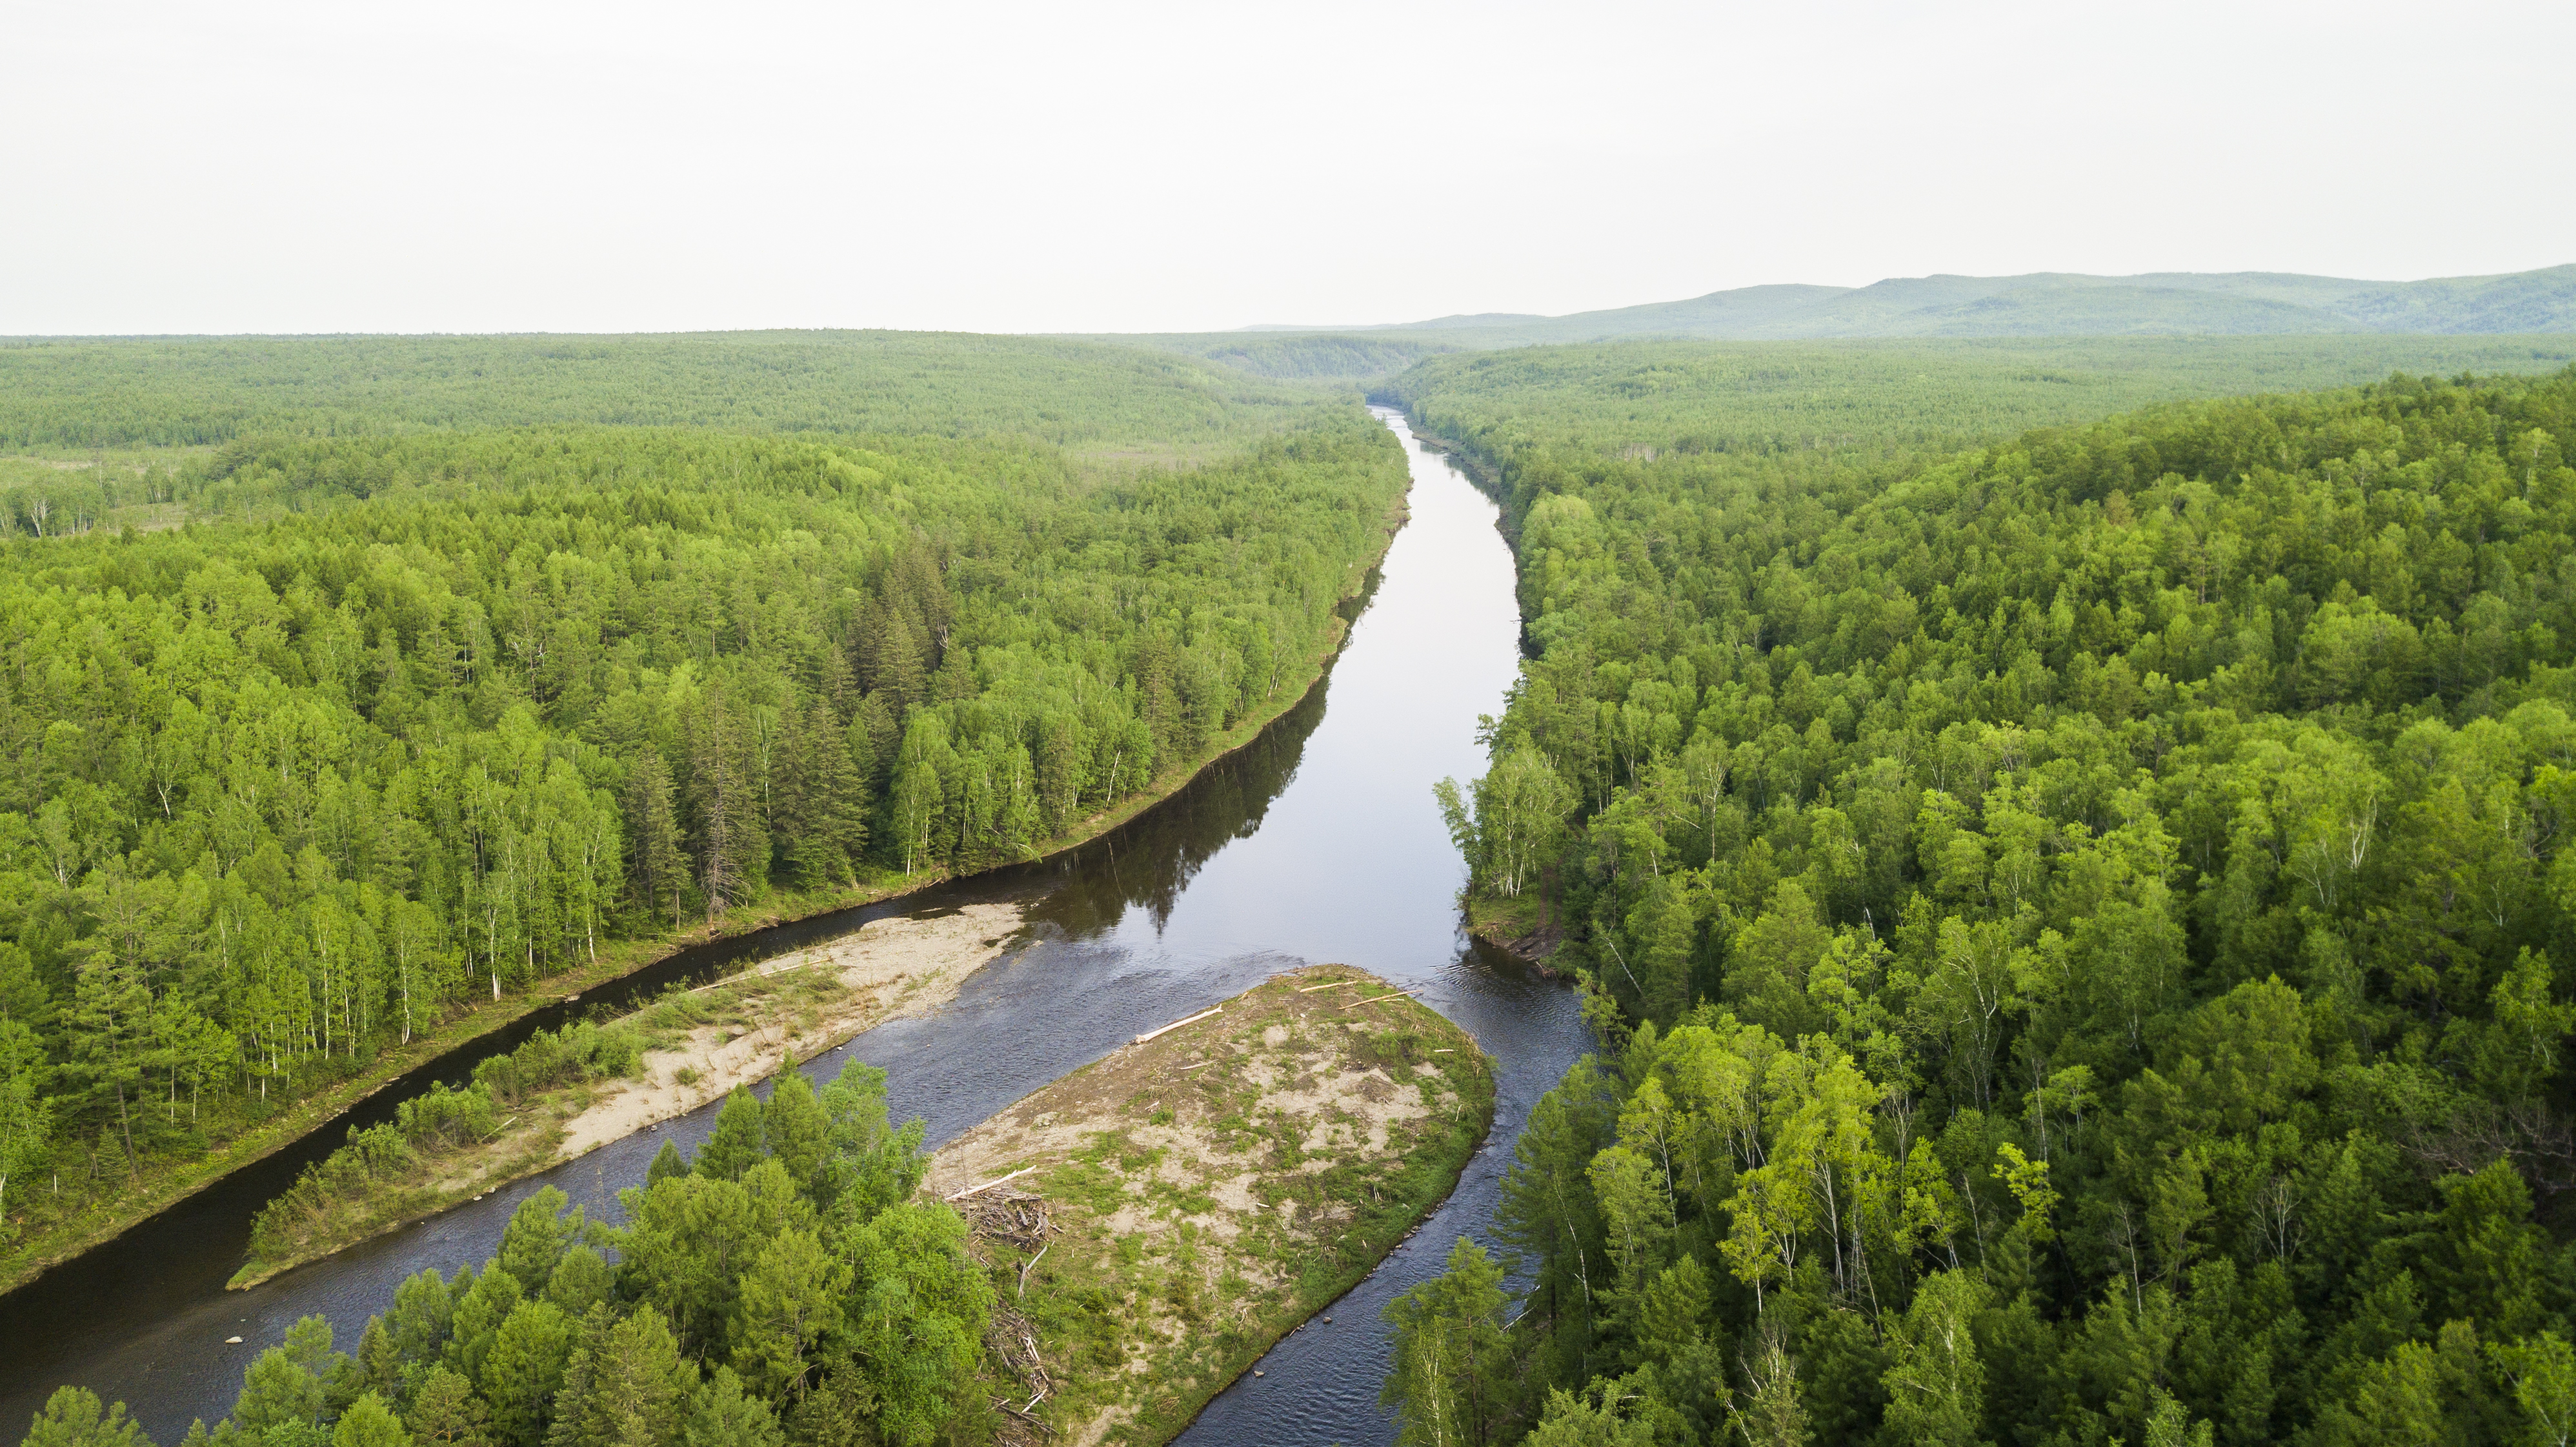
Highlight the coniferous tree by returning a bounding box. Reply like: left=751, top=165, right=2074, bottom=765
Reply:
left=685, top=1370, right=781, bottom=1447
left=176, top=1054, right=980, bottom=1447
left=496, top=1188, right=578, bottom=1292
left=64, top=948, right=154, bottom=1175
left=732, top=1229, right=847, bottom=1401
left=21, top=1391, right=153, bottom=1447
left=696, top=1089, right=766, bottom=1184
left=332, top=1395, right=410, bottom=1447
left=645, top=1139, right=689, bottom=1189
left=480, top=1300, right=576, bottom=1447
left=546, top=1307, right=692, bottom=1447
left=542, top=1248, right=614, bottom=1319
left=1382, top=1238, right=1513, bottom=1447
left=625, top=753, right=689, bottom=932
left=687, top=695, right=765, bottom=927
left=405, top=1370, right=488, bottom=1447
left=758, top=1074, right=829, bottom=1196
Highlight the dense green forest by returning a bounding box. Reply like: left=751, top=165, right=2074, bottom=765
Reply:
left=25, top=1062, right=987, bottom=1447
left=1385, top=337, right=2576, bottom=454
left=0, top=332, right=1322, bottom=454
left=23, top=325, right=2576, bottom=1446
left=0, top=338, right=1405, bottom=1279
left=1389, top=361, right=2576, bottom=1445
left=1073, top=330, right=1467, bottom=381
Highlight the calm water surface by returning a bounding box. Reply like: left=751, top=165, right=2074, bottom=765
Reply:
left=0, top=410, right=1592, bottom=1447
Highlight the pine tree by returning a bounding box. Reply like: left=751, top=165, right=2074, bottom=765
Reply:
left=385, top=1268, right=458, bottom=1368
left=406, top=1367, right=490, bottom=1447
left=777, top=703, right=867, bottom=887
left=689, top=692, right=769, bottom=924
left=445, top=1268, right=525, bottom=1387
left=480, top=1300, right=576, bottom=1447
left=646, top=1138, right=690, bottom=1188
left=760, top=1073, right=830, bottom=1196
left=816, top=648, right=858, bottom=725
left=356, top=1316, right=403, bottom=1398
left=696, top=1088, right=766, bottom=1182
left=21, top=1388, right=153, bottom=1447
left=0, top=1017, right=50, bottom=1215
left=732, top=1229, right=848, bottom=1399
left=547, top=1307, right=693, bottom=1447
left=1380, top=1237, right=1511, bottom=1447
left=65, top=949, right=154, bottom=1175
left=767, top=708, right=865, bottom=891
left=334, top=1393, right=412, bottom=1447
left=542, top=1247, right=614, bottom=1318
left=234, top=1316, right=343, bottom=1433
left=685, top=1369, right=782, bottom=1447
left=496, top=1188, right=578, bottom=1293
left=626, top=752, right=690, bottom=932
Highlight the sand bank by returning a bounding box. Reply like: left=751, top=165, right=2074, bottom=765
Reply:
left=554, top=903, right=1023, bottom=1159
left=232, top=904, right=1025, bottom=1286
left=925, top=967, right=1496, bottom=1447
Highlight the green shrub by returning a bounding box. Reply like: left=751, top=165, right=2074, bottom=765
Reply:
left=396, top=1083, right=499, bottom=1147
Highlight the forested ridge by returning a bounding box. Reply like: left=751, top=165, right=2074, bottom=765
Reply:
left=1389, top=362, right=2576, bottom=1444
left=1303, top=267, right=2576, bottom=349
left=0, top=369, right=1406, bottom=1284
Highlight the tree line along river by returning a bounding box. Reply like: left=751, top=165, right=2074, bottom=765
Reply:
left=0, top=410, right=1591, bottom=1447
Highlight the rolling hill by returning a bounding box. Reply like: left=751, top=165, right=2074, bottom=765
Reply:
left=1084, top=267, right=2575, bottom=382
left=1329, top=263, right=2576, bottom=343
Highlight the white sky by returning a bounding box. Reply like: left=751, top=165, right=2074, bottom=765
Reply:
left=8, top=0, right=2570, bottom=336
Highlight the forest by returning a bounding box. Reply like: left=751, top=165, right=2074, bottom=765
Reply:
left=0, top=339, right=1406, bottom=1286
left=1384, top=336, right=2576, bottom=458
left=20, top=323, right=2576, bottom=1447
left=23, top=1060, right=989, bottom=1447
left=1389, top=360, right=2576, bottom=1445
left=0, top=332, right=1323, bottom=454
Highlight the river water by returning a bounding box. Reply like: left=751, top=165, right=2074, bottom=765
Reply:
left=0, top=409, right=1593, bottom=1447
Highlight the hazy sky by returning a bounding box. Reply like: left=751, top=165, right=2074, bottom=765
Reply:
left=9, top=1, right=2570, bottom=336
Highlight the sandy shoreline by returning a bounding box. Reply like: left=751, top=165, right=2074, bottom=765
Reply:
left=232, top=904, right=1029, bottom=1286
left=552, top=903, right=1027, bottom=1160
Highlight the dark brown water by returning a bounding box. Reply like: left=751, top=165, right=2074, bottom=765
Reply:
left=0, top=410, right=1591, bottom=1447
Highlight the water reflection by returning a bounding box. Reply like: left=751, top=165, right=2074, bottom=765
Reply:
left=0, top=411, right=1591, bottom=1447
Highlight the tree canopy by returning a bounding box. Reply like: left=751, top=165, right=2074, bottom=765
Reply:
left=21, top=1059, right=985, bottom=1447
left=1398, top=358, right=2576, bottom=1445
left=0, top=341, right=1403, bottom=1286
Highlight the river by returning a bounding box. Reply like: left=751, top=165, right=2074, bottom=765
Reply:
left=0, top=409, right=1593, bottom=1447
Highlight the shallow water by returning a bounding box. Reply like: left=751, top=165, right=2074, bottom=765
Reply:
left=0, top=409, right=1593, bottom=1447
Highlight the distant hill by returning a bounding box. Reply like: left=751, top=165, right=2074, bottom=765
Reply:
left=1301, top=265, right=2576, bottom=344
left=1078, top=266, right=2576, bottom=382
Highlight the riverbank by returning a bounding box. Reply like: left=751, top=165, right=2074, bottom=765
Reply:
left=228, top=904, right=1028, bottom=1288
left=0, top=486, right=1409, bottom=1301
left=1461, top=894, right=1566, bottom=973
left=928, top=966, right=1495, bottom=1447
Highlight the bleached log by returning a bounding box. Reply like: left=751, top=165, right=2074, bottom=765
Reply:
left=1132, top=1005, right=1222, bottom=1044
